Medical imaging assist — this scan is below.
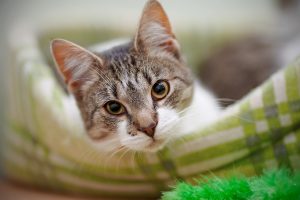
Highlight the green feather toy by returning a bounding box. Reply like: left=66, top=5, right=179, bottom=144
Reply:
left=162, top=169, right=300, bottom=200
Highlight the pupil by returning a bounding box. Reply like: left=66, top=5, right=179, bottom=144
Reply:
left=154, top=82, right=165, bottom=94
left=110, top=102, right=120, bottom=113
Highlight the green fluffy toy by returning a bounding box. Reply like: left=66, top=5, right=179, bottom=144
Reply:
left=162, top=169, right=300, bottom=200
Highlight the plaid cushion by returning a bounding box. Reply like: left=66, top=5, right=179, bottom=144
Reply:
left=2, top=32, right=300, bottom=199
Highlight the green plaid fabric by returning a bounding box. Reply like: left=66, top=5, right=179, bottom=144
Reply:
left=2, top=33, right=300, bottom=199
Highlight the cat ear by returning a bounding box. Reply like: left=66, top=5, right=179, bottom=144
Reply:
left=134, top=0, right=181, bottom=60
left=51, top=39, right=103, bottom=93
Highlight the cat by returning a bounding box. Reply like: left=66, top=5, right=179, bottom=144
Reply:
left=50, top=0, right=220, bottom=153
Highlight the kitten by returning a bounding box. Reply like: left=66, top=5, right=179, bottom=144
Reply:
left=51, top=0, right=220, bottom=153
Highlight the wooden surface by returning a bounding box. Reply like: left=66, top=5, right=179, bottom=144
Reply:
left=0, top=180, right=108, bottom=200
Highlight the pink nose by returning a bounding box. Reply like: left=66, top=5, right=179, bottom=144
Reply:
left=137, top=122, right=157, bottom=137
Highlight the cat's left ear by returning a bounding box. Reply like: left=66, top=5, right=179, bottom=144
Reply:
left=134, top=0, right=181, bottom=61
left=51, top=39, right=104, bottom=94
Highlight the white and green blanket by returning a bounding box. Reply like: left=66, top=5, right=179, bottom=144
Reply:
left=2, top=30, right=300, bottom=199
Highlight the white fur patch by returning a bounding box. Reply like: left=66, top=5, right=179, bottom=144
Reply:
left=155, top=107, right=179, bottom=139
left=176, top=81, right=220, bottom=135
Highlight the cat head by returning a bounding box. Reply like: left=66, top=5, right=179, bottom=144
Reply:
left=51, top=0, right=193, bottom=152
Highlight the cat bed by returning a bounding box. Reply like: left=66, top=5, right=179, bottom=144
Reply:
left=2, top=28, right=300, bottom=199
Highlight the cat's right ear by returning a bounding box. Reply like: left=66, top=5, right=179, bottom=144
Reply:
left=51, top=39, right=104, bottom=93
left=134, top=0, right=181, bottom=61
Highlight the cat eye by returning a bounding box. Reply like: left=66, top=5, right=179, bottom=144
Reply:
left=105, top=101, right=125, bottom=115
left=151, top=80, right=169, bottom=100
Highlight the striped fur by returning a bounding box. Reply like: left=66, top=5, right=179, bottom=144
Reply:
left=51, top=0, right=219, bottom=152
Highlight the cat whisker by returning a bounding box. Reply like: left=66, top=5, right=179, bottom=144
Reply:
left=176, top=105, right=194, bottom=115
left=178, top=106, right=255, bottom=124
left=104, top=145, right=127, bottom=170
left=131, top=150, right=137, bottom=167
left=215, top=98, right=237, bottom=103
left=100, top=138, right=122, bottom=150
left=75, top=147, right=100, bottom=176
left=116, top=148, right=131, bottom=171
left=74, top=137, right=123, bottom=174
left=230, top=113, right=255, bottom=123
left=214, top=98, right=238, bottom=107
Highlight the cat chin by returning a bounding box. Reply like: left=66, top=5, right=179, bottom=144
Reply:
left=122, top=138, right=169, bottom=152
left=119, top=131, right=161, bottom=152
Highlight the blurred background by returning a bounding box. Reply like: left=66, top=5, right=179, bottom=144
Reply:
left=0, top=0, right=300, bottom=198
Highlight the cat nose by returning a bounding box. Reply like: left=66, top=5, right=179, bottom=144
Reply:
left=137, top=122, right=157, bottom=138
